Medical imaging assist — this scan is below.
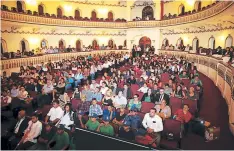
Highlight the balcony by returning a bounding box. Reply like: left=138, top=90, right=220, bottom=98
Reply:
left=1, top=1, right=233, bottom=28
left=1, top=50, right=130, bottom=71
left=127, top=1, right=233, bottom=28
left=1, top=11, right=127, bottom=28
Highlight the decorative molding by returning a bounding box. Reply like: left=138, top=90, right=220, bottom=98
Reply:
left=131, top=1, right=156, bottom=9
left=65, top=0, right=127, bottom=7
left=1, top=30, right=126, bottom=36
left=162, top=26, right=234, bottom=35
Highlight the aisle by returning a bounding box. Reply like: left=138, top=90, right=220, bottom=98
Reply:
left=181, top=73, right=234, bottom=149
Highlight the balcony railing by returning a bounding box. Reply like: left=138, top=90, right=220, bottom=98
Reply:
left=127, top=1, right=233, bottom=27
left=1, top=50, right=130, bottom=71
left=1, top=11, right=127, bottom=28
left=1, top=1, right=233, bottom=28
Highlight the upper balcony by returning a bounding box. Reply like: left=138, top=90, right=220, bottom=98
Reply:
left=1, top=1, right=233, bottom=28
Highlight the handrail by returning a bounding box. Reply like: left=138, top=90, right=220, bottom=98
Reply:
left=0, top=50, right=130, bottom=71
left=1, top=1, right=233, bottom=28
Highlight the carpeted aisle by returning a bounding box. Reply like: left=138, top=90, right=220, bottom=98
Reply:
left=181, top=73, right=234, bottom=150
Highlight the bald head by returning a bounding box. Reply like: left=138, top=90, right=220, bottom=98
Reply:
left=18, top=110, right=26, bottom=119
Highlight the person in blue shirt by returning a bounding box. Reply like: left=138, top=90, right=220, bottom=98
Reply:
left=102, top=105, right=116, bottom=121
left=65, top=74, right=74, bottom=90
left=74, top=71, right=84, bottom=87
left=123, top=108, right=142, bottom=132
left=92, top=87, right=103, bottom=102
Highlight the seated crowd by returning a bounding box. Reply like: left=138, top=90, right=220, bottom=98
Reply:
left=1, top=43, right=127, bottom=60
left=161, top=44, right=234, bottom=64
left=2, top=51, right=206, bottom=150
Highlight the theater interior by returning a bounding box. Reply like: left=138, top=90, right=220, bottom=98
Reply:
left=1, top=0, right=234, bottom=150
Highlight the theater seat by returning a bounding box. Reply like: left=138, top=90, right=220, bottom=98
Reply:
left=130, top=84, right=139, bottom=95
left=160, top=119, right=181, bottom=149
left=71, top=98, right=80, bottom=111
left=170, top=97, right=182, bottom=115
left=141, top=102, right=155, bottom=113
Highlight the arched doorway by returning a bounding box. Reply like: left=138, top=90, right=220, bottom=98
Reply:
left=17, top=1, right=24, bottom=12
left=59, top=39, right=65, bottom=50
left=75, top=9, right=81, bottom=20
left=193, top=38, right=199, bottom=54
left=163, top=38, right=169, bottom=46
left=208, top=36, right=215, bottom=49
left=1, top=39, right=7, bottom=54
left=57, top=7, right=63, bottom=18
left=179, top=4, right=185, bottom=15
left=108, top=39, right=114, bottom=48
left=91, top=11, right=97, bottom=20
left=108, top=11, right=113, bottom=21
left=92, top=40, right=98, bottom=49
left=124, top=40, right=127, bottom=47
left=225, top=34, right=233, bottom=48
left=142, top=6, right=154, bottom=20
left=139, top=36, right=151, bottom=51
left=194, top=1, right=202, bottom=11
left=76, top=40, right=81, bottom=51
left=21, top=41, right=26, bottom=52
left=177, top=38, right=183, bottom=47
left=38, top=4, right=44, bottom=15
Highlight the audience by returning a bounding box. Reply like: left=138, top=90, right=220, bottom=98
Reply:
left=1, top=51, right=207, bottom=149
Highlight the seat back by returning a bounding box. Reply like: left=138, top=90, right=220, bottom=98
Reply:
left=130, top=84, right=139, bottom=95
left=170, top=97, right=182, bottom=115
left=182, top=99, right=197, bottom=115
left=163, top=119, right=181, bottom=141
left=181, top=79, right=190, bottom=87
left=71, top=98, right=81, bottom=111
left=161, top=73, right=170, bottom=83
left=141, top=102, right=155, bottom=113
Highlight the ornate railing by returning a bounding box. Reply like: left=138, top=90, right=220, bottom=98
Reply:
left=1, top=1, right=233, bottom=28
left=0, top=50, right=130, bottom=70
left=159, top=49, right=234, bottom=135
left=1, top=11, right=127, bottom=28
left=127, top=1, right=233, bottom=27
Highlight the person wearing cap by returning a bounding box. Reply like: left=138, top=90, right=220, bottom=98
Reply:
left=119, top=121, right=135, bottom=141
left=28, top=123, right=55, bottom=150
left=17, top=114, right=42, bottom=150
left=111, top=106, right=126, bottom=135
left=123, top=108, right=141, bottom=131
left=97, top=116, right=114, bottom=136
left=47, top=124, right=70, bottom=150
left=113, top=91, right=128, bottom=109
left=85, top=113, right=100, bottom=131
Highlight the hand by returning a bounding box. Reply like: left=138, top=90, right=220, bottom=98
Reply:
left=147, top=128, right=153, bottom=133
left=99, top=123, right=104, bottom=127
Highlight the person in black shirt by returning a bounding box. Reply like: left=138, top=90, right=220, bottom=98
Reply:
left=119, top=121, right=135, bottom=141
left=28, top=123, right=55, bottom=150
left=127, top=75, right=136, bottom=85
left=111, top=107, right=126, bottom=135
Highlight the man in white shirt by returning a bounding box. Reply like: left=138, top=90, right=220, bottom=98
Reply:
left=113, top=91, right=127, bottom=109
left=139, top=108, right=163, bottom=146
left=138, top=83, right=149, bottom=93
left=17, top=114, right=42, bottom=150
left=45, top=100, right=64, bottom=125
